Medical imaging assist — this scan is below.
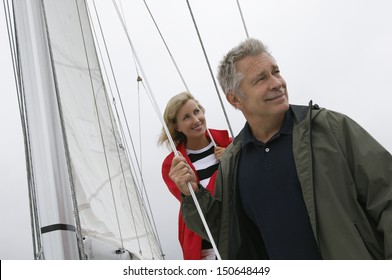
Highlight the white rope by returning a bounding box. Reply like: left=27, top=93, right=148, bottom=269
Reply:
left=207, top=129, right=217, bottom=147
left=112, top=0, right=222, bottom=260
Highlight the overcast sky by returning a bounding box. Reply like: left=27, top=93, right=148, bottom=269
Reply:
left=1, top=0, right=392, bottom=260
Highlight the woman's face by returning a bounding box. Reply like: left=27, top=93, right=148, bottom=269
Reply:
left=175, top=99, right=206, bottom=140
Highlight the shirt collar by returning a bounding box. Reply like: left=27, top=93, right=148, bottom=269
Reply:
left=242, top=109, right=293, bottom=147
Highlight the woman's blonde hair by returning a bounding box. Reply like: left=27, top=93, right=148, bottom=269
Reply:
left=158, top=92, right=205, bottom=149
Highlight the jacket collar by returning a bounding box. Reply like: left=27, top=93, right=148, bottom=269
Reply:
left=234, top=102, right=318, bottom=146
left=290, top=101, right=321, bottom=125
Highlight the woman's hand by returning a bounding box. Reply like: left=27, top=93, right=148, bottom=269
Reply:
left=214, top=146, right=226, bottom=161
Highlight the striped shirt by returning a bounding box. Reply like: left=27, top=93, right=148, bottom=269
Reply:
left=186, top=142, right=219, bottom=188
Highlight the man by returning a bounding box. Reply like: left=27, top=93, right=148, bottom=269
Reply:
left=169, top=38, right=392, bottom=259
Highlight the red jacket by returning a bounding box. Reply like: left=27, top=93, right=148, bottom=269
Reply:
left=161, top=129, right=231, bottom=259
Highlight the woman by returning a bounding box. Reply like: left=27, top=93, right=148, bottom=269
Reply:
left=158, top=92, right=231, bottom=260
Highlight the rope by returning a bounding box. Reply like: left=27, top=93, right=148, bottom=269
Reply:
left=185, top=0, right=234, bottom=139
left=236, top=0, right=249, bottom=38
left=207, top=129, right=217, bottom=147
left=112, top=0, right=222, bottom=260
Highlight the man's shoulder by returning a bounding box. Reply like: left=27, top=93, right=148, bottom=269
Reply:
left=290, top=102, right=350, bottom=124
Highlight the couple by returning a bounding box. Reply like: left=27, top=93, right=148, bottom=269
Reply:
left=160, top=38, right=392, bottom=260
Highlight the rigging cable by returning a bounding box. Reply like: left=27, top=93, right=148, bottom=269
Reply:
left=76, top=0, right=132, bottom=256
left=89, top=0, right=164, bottom=258
left=89, top=1, right=143, bottom=258
left=89, top=0, right=142, bottom=256
left=236, top=0, right=249, bottom=38
left=142, top=0, right=189, bottom=92
left=142, top=0, right=217, bottom=147
left=116, top=0, right=144, bottom=173
left=185, top=0, right=234, bottom=139
left=142, top=0, right=218, bottom=147
left=112, top=0, right=222, bottom=260
left=90, top=0, right=146, bottom=198
left=100, top=0, right=165, bottom=259
left=87, top=1, right=141, bottom=255
left=92, top=0, right=148, bottom=200
left=120, top=0, right=143, bottom=176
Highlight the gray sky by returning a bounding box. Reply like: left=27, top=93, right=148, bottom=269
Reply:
left=1, top=0, right=392, bottom=260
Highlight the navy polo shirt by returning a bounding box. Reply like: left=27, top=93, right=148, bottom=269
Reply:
left=237, top=110, right=321, bottom=259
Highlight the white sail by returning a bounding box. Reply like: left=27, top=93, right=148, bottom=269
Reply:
left=13, top=0, right=163, bottom=260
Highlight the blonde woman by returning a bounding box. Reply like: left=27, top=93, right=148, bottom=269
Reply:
left=159, top=92, right=231, bottom=260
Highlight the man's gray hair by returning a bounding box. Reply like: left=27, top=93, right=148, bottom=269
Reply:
left=217, top=38, right=271, bottom=97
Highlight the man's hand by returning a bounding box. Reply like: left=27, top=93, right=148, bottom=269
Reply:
left=169, top=152, right=198, bottom=196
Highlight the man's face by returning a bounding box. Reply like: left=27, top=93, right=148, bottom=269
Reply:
left=235, top=53, right=289, bottom=121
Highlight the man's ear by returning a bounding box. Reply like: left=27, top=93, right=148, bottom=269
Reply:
left=226, top=91, right=242, bottom=109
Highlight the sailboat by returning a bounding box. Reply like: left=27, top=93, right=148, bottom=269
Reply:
left=9, top=0, right=164, bottom=260
left=5, top=0, right=249, bottom=261
left=4, top=0, right=392, bottom=261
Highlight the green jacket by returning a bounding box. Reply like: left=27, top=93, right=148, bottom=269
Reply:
left=181, top=103, right=392, bottom=259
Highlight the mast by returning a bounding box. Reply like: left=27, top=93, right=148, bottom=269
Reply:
left=13, top=0, right=81, bottom=259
